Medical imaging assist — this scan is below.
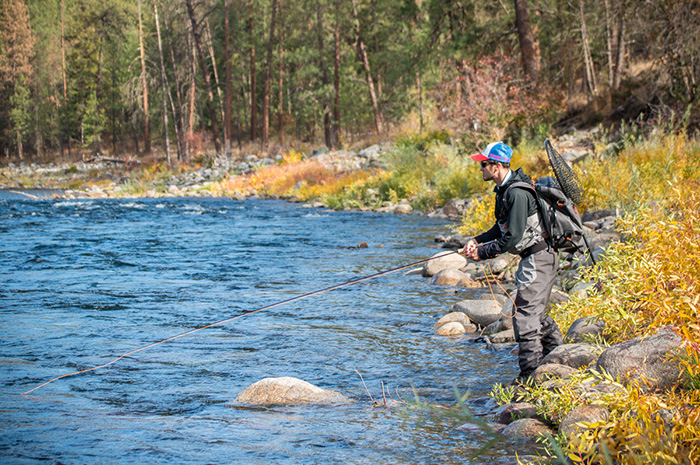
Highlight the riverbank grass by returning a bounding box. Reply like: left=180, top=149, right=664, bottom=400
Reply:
left=489, top=133, right=700, bottom=464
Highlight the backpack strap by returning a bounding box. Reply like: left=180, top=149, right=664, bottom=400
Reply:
left=503, top=181, right=540, bottom=219
left=503, top=181, right=551, bottom=246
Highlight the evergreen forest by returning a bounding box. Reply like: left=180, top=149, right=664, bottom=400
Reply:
left=2, top=0, right=699, bottom=161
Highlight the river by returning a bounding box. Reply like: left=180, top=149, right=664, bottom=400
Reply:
left=0, top=192, right=521, bottom=464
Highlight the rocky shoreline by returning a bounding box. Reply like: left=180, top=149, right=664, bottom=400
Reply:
left=0, top=144, right=387, bottom=201
left=424, top=228, right=690, bottom=459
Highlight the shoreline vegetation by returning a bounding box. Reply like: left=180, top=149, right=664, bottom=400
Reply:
left=3, top=127, right=700, bottom=464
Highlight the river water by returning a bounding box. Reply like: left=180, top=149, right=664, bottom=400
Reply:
left=0, top=192, right=521, bottom=464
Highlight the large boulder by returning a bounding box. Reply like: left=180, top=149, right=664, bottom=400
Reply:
left=431, top=268, right=479, bottom=287
left=497, top=402, right=543, bottom=425
left=565, top=316, right=606, bottom=343
left=422, top=251, right=467, bottom=277
left=540, top=343, right=603, bottom=369
left=558, top=405, right=610, bottom=437
left=235, top=377, right=349, bottom=405
left=450, top=299, right=502, bottom=327
left=501, top=418, right=553, bottom=440
left=595, top=326, right=686, bottom=390
left=531, top=363, right=577, bottom=384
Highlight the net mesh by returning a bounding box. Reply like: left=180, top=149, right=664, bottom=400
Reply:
left=545, top=139, right=585, bottom=206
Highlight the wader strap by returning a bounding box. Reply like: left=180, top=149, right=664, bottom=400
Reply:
left=520, top=241, right=549, bottom=258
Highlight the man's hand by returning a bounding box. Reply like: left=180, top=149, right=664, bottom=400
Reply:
left=461, top=239, right=481, bottom=262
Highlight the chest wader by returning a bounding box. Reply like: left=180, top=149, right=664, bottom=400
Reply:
left=511, top=245, right=563, bottom=379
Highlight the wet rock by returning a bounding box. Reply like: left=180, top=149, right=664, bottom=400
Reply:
left=540, top=343, right=603, bottom=369
left=565, top=316, right=606, bottom=343
left=501, top=418, right=553, bottom=440
left=531, top=363, right=577, bottom=384
left=235, top=377, right=349, bottom=405
left=422, top=251, right=467, bottom=277
left=496, top=300, right=515, bottom=330
left=434, top=233, right=469, bottom=249
left=450, top=299, right=502, bottom=328
left=434, top=312, right=473, bottom=330
left=436, top=321, right=468, bottom=336
left=497, top=402, right=543, bottom=425
left=558, top=405, right=609, bottom=437
left=482, top=319, right=504, bottom=335
left=485, top=255, right=515, bottom=274
left=431, top=199, right=469, bottom=221
left=431, top=268, right=480, bottom=287
left=488, top=329, right=515, bottom=343
left=595, top=326, right=686, bottom=391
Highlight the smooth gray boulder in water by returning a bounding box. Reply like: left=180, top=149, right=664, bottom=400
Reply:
left=235, top=377, right=350, bottom=405
left=450, top=299, right=502, bottom=327
left=422, top=251, right=467, bottom=277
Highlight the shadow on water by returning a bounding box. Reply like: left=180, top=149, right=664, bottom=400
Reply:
left=0, top=197, right=522, bottom=464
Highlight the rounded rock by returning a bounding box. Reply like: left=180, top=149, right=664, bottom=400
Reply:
left=235, top=377, right=349, bottom=405
left=436, top=321, right=467, bottom=336
left=422, top=251, right=468, bottom=277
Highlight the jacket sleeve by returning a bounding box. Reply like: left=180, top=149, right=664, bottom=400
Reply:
left=477, top=188, right=530, bottom=259
left=474, top=223, right=500, bottom=245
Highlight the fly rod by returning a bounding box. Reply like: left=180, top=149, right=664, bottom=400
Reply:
left=22, top=250, right=462, bottom=395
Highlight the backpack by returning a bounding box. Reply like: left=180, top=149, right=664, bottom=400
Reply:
left=504, top=177, right=586, bottom=254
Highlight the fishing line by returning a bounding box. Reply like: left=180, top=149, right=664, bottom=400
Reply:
left=22, top=250, right=462, bottom=396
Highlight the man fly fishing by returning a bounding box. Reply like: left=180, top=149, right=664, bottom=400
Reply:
left=461, top=142, right=563, bottom=383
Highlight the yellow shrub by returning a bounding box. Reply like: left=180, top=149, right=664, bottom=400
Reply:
left=456, top=195, right=495, bottom=237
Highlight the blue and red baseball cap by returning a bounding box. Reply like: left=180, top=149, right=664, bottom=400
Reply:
left=471, top=142, right=513, bottom=163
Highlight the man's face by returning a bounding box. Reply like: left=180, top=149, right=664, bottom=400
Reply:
left=480, top=160, right=498, bottom=182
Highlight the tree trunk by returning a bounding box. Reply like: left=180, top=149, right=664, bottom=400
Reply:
left=604, top=0, right=616, bottom=88
left=370, top=0, right=384, bottom=125
left=187, top=38, right=196, bottom=157
left=138, top=0, right=151, bottom=154
left=163, top=12, right=186, bottom=160
left=331, top=0, right=341, bottom=148
left=579, top=0, right=598, bottom=96
left=316, top=0, right=332, bottom=148
left=612, top=3, right=626, bottom=90
left=417, top=69, right=424, bottom=134
left=153, top=0, right=171, bottom=164
left=224, top=0, right=232, bottom=156
left=351, top=0, right=382, bottom=134
left=262, top=0, right=278, bottom=151
left=249, top=0, right=257, bottom=141
left=514, top=0, right=539, bottom=82
left=96, top=36, right=104, bottom=101
left=185, top=0, right=221, bottom=155
left=60, top=0, right=67, bottom=106
left=277, top=0, right=284, bottom=145
left=205, top=20, right=226, bottom=137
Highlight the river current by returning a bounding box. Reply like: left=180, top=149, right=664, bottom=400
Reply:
left=0, top=191, right=520, bottom=464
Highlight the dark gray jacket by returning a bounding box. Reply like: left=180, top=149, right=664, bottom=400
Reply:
left=474, top=168, right=545, bottom=259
